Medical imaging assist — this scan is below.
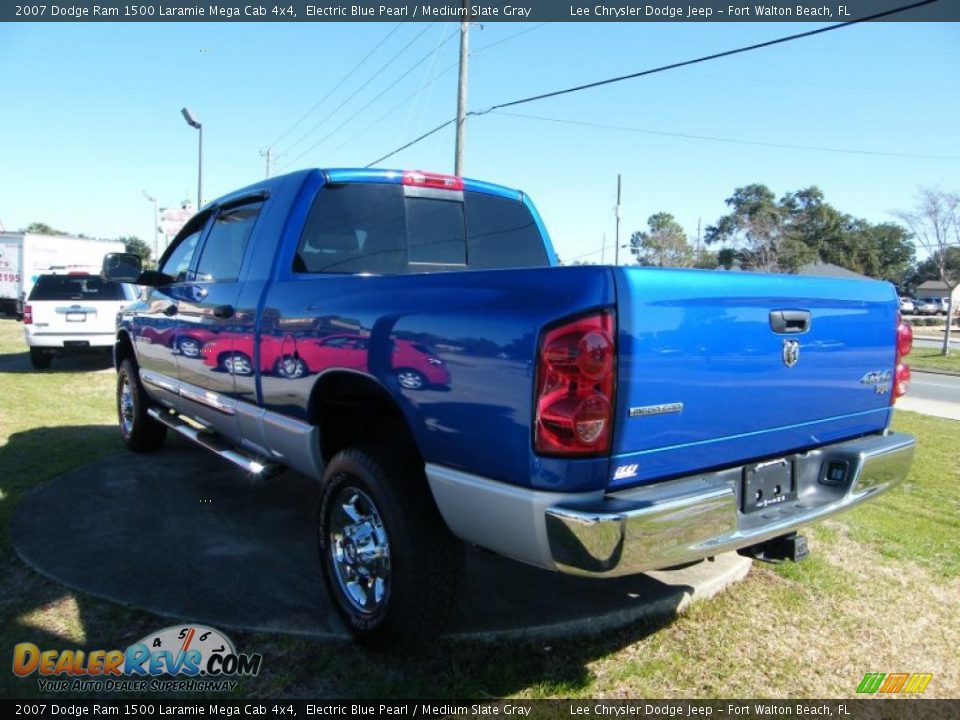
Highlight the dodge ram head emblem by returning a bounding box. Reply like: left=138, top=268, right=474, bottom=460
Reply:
left=782, top=339, right=800, bottom=367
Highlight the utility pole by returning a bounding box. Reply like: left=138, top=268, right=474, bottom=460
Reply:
left=614, top=174, right=622, bottom=266
left=260, top=148, right=273, bottom=179
left=454, top=0, right=470, bottom=176
left=601, top=232, right=606, bottom=265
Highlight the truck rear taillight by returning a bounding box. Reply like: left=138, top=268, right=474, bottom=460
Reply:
left=893, top=312, right=912, bottom=402
left=534, top=310, right=616, bottom=456
left=402, top=170, right=464, bottom=191
left=23, top=304, right=32, bottom=324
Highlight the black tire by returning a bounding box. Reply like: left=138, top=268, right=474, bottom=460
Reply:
left=318, top=445, right=463, bottom=648
left=116, top=358, right=167, bottom=452
left=29, top=348, right=51, bottom=370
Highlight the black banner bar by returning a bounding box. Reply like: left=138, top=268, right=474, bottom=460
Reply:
left=2, top=0, right=958, bottom=23
left=2, top=700, right=960, bottom=719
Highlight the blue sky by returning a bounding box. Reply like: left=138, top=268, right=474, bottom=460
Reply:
left=0, top=20, right=957, bottom=264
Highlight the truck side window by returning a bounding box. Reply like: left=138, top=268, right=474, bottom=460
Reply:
left=465, top=193, right=548, bottom=269
left=296, top=184, right=406, bottom=275
left=159, top=231, right=202, bottom=282
left=194, top=203, right=263, bottom=282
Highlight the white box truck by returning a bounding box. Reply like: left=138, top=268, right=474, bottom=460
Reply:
left=0, top=233, right=125, bottom=316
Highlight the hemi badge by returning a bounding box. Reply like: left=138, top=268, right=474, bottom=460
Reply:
left=629, top=402, right=683, bottom=417
left=613, top=464, right=639, bottom=480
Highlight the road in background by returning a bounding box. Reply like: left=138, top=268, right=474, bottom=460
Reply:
left=897, top=370, right=960, bottom=421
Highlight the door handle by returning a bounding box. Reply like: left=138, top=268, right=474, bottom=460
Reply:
left=770, top=310, right=811, bottom=334
left=162, top=304, right=178, bottom=317
left=213, top=304, right=235, bottom=319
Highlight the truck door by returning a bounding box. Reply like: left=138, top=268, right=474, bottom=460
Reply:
left=135, top=225, right=205, bottom=392
left=173, top=201, right=263, bottom=438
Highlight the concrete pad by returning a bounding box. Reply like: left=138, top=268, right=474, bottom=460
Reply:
left=896, top=396, right=960, bottom=421
left=11, top=443, right=751, bottom=641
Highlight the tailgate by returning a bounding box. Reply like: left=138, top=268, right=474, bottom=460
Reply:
left=30, top=300, right=118, bottom=335
left=611, top=267, right=897, bottom=488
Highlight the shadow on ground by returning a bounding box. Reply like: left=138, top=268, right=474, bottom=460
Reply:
left=3, top=425, right=748, bottom=698
left=0, top=349, right=113, bottom=374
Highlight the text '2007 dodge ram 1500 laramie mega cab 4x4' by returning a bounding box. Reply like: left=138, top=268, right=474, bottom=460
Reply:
left=102, top=168, right=916, bottom=646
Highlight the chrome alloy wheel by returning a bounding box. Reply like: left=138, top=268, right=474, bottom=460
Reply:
left=396, top=370, right=424, bottom=390
left=328, top=486, right=391, bottom=615
left=223, top=353, right=252, bottom=376
left=178, top=338, right=201, bottom=358
left=119, top=374, right=135, bottom=436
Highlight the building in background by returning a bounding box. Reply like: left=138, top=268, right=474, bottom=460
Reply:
left=158, top=199, right=195, bottom=256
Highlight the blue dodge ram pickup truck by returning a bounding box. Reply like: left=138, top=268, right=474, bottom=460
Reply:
left=103, top=168, right=916, bottom=646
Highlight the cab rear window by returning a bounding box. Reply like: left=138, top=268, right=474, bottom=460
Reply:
left=294, top=183, right=549, bottom=274
left=28, top=275, right=127, bottom=301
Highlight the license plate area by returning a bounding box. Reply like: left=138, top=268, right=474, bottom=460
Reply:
left=66, top=312, right=87, bottom=322
left=63, top=340, right=90, bottom=348
left=742, top=457, right=796, bottom=513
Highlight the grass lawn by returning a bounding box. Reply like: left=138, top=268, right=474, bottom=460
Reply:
left=0, top=317, right=958, bottom=699
left=909, top=346, right=960, bottom=374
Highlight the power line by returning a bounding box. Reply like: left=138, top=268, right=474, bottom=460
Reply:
left=280, top=23, right=438, bottom=158
left=492, top=110, right=960, bottom=161
left=277, top=27, right=459, bottom=172
left=320, top=24, right=550, bottom=163
left=267, top=23, right=403, bottom=150
left=363, top=0, right=938, bottom=168
left=288, top=23, right=551, bottom=170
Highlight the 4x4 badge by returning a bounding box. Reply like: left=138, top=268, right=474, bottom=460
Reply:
left=782, top=339, right=800, bottom=367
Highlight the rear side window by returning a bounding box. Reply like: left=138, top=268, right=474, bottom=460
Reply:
left=295, top=184, right=406, bottom=274
left=28, top=275, right=125, bottom=301
left=194, top=203, right=263, bottom=282
left=465, top=192, right=548, bottom=269
left=294, top=183, right=547, bottom=274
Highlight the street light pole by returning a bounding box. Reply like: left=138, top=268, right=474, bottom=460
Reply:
left=142, top=190, right=159, bottom=260
left=181, top=108, right=203, bottom=210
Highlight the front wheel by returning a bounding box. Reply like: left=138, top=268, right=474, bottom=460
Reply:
left=116, top=359, right=167, bottom=452
left=318, top=446, right=463, bottom=648
left=395, top=368, right=426, bottom=391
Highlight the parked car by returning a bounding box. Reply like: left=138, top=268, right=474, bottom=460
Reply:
left=201, top=332, right=450, bottom=388
left=102, top=167, right=917, bottom=647
left=23, top=273, right=137, bottom=369
left=912, top=298, right=940, bottom=315
left=898, top=297, right=915, bottom=314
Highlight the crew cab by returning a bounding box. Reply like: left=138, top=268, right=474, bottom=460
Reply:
left=102, top=168, right=916, bottom=646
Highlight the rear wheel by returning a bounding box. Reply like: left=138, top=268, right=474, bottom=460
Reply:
left=29, top=348, right=51, bottom=370
left=274, top=355, right=307, bottom=379
left=117, top=358, right=167, bottom=452
left=318, top=445, right=463, bottom=648
left=221, top=352, right=253, bottom=376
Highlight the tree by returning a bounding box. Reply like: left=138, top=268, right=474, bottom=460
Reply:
left=706, top=184, right=914, bottom=280
left=630, top=212, right=695, bottom=267
left=705, top=184, right=817, bottom=272
left=119, top=235, right=153, bottom=265
left=23, top=222, right=66, bottom=235
left=895, top=188, right=959, bottom=356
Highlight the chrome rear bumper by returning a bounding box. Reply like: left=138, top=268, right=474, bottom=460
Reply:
left=544, top=432, right=915, bottom=576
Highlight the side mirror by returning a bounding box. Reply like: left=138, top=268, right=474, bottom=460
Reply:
left=101, top=253, right=143, bottom=283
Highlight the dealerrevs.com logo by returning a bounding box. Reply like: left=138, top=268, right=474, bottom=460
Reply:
left=12, top=624, right=262, bottom=693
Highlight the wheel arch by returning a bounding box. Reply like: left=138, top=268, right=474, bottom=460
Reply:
left=307, top=370, right=423, bottom=467
left=114, top=330, right=136, bottom=370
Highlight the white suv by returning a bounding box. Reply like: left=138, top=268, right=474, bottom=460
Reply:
left=23, top=273, right=137, bottom=369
